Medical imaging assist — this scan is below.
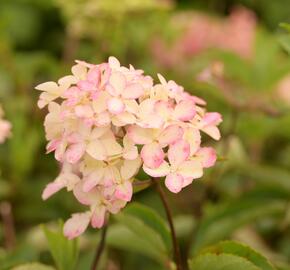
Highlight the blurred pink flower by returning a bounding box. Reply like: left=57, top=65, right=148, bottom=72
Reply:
left=0, top=105, right=11, bottom=144
left=276, top=75, right=290, bottom=105
left=151, top=6, right=256, bottom=68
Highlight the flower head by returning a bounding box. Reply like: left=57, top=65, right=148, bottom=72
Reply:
left=37, top=56, right=222, bottom=238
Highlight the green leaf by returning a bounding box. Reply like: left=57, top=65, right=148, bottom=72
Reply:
left=278, top=34, right=290, bottom=54
left=201, top=241, right=275, bottom=270
left=107, top=212, right=171, bottom=266
left=279, top=23, right=290, bottom=32
left=124, top=203, right=172, bottom=252
left=190, top=191, right=286, bottom=255
left=189, top=253, right=260, bottom=270
left=42, top=221, right=79, bottom=270
left=11, top=263, right=55, bottom=270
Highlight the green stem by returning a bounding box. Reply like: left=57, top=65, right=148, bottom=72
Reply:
left=152, top=177, right=183, bottom=270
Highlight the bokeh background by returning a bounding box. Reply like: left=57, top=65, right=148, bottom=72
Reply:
left=1, top=0, right=290, bottom=269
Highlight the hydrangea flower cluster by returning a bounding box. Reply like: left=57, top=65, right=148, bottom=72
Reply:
left=0, top=105, right=11, bottom=144
left=36, top=57, right=222, bottom=239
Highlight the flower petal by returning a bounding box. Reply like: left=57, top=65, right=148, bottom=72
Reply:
left=165, top=173, right=184, bottom=193
left=64, top=212, right=91, bottom=239
left=158, top=125, right=184, bottom=146
left=86, top=140, right=107, bottom=160
left=102, top=137, right=123, bottom=157
left=168, top=139, right=190, bottom=167
left=196, top=147, right=217, bottom=168
left=178, top=160, right=203, bottom=179
left=127, top=125, right=154, bottom=144
left=202, top=126, right=221, bottom=140
left=107, top=97, right=125, bottom=114
left=174, top=99, right=196, bottom=121
left=72, top=64, right=87, bottom=80
left=115, top=181, right=133, bottom=202
left=91, top=206, right=106, bottom=228
left=141, top=142, right=165, bottom=169
left=143, top=161, right=170, bottom=177
left=42, top=181, right=65, bottom=200
left=122, top=83, right=144, bottom=99
left=82, top=168, right=105, bottom=192
left=65, top=143, right=86, bottom=164
left=35, top=81, right=58, bottom=93
left=121, top=157, right=142, bottom=180
left=123, top=135, right=138, bottom=160
left=108, top=71, right=126, bottom=95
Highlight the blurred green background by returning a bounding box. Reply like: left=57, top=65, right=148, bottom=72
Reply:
left=1, top=0, right=290, bottom=269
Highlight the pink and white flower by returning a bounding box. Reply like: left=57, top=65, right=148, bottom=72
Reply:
left=37, top=56, right=221, bottom=238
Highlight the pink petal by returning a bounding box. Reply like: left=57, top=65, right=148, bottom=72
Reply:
left=174, top=99, right=196, bottom=121
left=165, top=173, right=184, bottom=193
left=77, top=80, right=95, bottom=91
left=87, top=66, right=100, bottom=83
left=115, top=181, right=133, bottom=202
left=196, top=147, right=217, bottom=168
left=42, top=181, right=65, bottom=200
left=73, top=183, right=99, bottom=205
left=122, top=83, right=144, bottom=99
left=143, top=161, right=170, bottom=177
left=64, top=212, right=91, bottom=239
left=202, top=112, right=222, bottom=126
left=158, top=125, right=184, bottom=146
left=91, top=206, right=106, bottom=228
left=65, top=143, right=85, bottom=164
left=75, top=105, right=94, bottom=118
left=127, top=125, right=153, bottom=144
left=107, top=97, right=125, bottom=114
left=46, top=139, right=61, bottom=153
left=82, top=169, right=105, bottom=192
left=141, top=142, right=165, bottom=169
left=168, top=139, right=190, bottom=167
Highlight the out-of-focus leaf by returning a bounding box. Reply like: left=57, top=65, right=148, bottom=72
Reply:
left=174, top=215, right=196, bottom=239
left=124, top=202, right=172, bottom=251
left=108, top=212, right=171, bottom=266
left=279, top=23, right=290, bottom=32
left=42, top=221, right=79, bottom=270
left=189, top=253, right=260, bottom=270
left=11, top=263, right=55, bottom=270
left=190, top=190, right=287, bottom=255
left=279, top=34, right=290, bottom=54
left=201, top=241, right=275, bottom=270
left=0, top=244, right=39, bottom=270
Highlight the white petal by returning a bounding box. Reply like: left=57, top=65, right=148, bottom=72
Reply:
left=35, top=81, right=58, bottom=93
left=86, top=140, right=107, bottom=160
left=121, top=157, right=142, bottom=180
left=143, top=161, right=170, bottom=177
left=178, top=160, right=203, bottom=179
